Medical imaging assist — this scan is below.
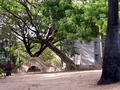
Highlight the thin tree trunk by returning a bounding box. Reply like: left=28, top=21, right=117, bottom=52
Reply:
left=98, top=0, right=120, bottom=85
left=99, top=26, right=103, bottom=61
left=44, top=40, right=77, bottom=70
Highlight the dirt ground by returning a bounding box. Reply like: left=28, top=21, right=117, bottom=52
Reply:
left=0, top=70, right=120, bottom=90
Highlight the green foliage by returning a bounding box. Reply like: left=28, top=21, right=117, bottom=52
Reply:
left=13, top=41, right=29, bottom=66
left=0, top=68, right=3, bottom=75
left=61, top=39, right=79, bottom=57
left=0, top=26, right=17, bottom=65
left=0, top=0, right=109, bottom=63
left=39, top=48, right=58, bottom=64
left=0, top=0, right=109, bottom=40
left=83, top=0, right=108, bottom=36
left=15, top=41, right=59, bottom=66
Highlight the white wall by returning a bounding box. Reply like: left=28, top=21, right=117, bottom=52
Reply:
left=73, top=37, right=101, bottom=65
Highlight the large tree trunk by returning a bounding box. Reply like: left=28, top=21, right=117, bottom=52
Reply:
left=97, top=0, right=120, bottom=85
left=44, top=40, right=77, bottom=70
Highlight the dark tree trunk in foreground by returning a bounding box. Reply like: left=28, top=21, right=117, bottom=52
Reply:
left=44, top=40, right=76, bottom=70
left=98, top=0, right=120, bottom=85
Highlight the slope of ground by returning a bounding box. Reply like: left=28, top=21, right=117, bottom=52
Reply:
left=0, top=70, right=120, bottom=90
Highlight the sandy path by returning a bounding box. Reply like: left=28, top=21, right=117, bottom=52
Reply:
left=0, top=70, right=120, bottom=90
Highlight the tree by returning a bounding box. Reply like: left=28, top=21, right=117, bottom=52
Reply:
left=0, top=0, right=79, bottom=70
left=0, top=26, right=17, bottom=65
left=61, top=39, right=79, bottom=57
left=98, top=0, right=120, bottom=85
left=15, top=41, right=59, bottom=67
left=0, top=0, right=101, bottom=70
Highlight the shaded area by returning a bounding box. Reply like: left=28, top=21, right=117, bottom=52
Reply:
left=27, top=66, right=41, bottom=72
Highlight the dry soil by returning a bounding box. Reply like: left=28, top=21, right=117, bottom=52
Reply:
left=0, top=70, right=120, bottom=90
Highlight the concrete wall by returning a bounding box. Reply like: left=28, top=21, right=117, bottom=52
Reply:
left=73, top=37, right=102, bottom=66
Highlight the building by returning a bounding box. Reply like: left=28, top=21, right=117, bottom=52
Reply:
left=72, top=36, right=103, bottom=69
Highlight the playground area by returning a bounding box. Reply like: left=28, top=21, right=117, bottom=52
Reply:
left=0, top=70, right=120, bottom=90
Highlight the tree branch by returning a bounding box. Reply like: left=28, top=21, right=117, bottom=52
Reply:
left=18, top=0, right=39, bottom=35
left=26, top=0, right=37, bottom=8
left=18, top=0, right=35, bottom=26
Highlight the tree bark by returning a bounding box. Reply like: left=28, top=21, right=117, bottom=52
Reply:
left=97, top=0, right=120, bottom=85
left=44, top=40, right=77, bottom=70
left=23, top=39, right=33, bottom=57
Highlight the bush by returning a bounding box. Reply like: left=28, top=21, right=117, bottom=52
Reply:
left=0, top=68, right=3, bottom=75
